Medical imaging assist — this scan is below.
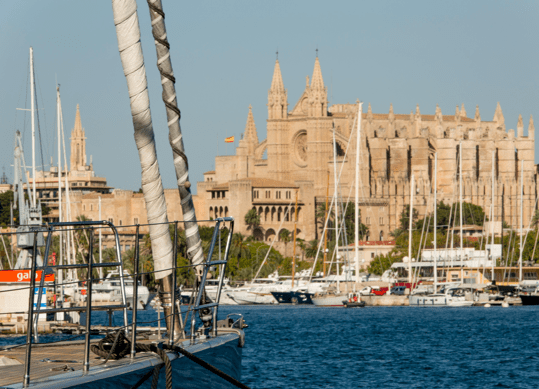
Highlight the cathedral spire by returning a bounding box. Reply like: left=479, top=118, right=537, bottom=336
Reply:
left=493, top=102, right=505, bottom=130
left=517, top=114, right=524, bottom=138
left=460, top=103, right=467, bottom=118
left=529, top=115, right=535, bottom=140
left=307, top=56, right=327, bottom=117
left=475, top=105, right=481, bottom=123
left=74, top=104, right=83, bottom=135
left=270, top=59, right=285, bottom=93
left=244, top=105, right=259, bottom=144
left=268, top=59, right=288, bottom=120
left=70, top=104, right=87, bottom=172
left=388, top=103, right=395, bottom=122
left=310, top=57, right=325, bottom=91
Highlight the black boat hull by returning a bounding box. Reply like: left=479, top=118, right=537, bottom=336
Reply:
left=519, top=295, right=539, bottom=305
left=343, top=300, right=366, bottom=308
left=271, top=291, right=314, bottom=304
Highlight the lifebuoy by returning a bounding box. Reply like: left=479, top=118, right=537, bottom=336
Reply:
left=353, top=296, right=358, bottom=302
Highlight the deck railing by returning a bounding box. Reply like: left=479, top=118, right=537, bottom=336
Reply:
left=3, top=217, right=235, bottom=388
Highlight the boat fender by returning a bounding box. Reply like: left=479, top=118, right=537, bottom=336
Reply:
left=353, top=296, right=358, bottom=302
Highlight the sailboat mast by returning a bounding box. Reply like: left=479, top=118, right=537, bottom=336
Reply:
left=434, top=153, right=437, bottom=289
left=355, top=102, right=362, bottom=284
left=408, top=174, right=414, bottom=284
left=323, top=171, right=329, bottom=275
left=332, top=123, right=339, bottom=280
left=57, top=85, right=63, bottom=303
left=519, top=161, right=523, bottom=282
left=459, top=141, right=463, bottom=278
left=292, top=190, right=298, bottom=288
left=491, top=150, right=495, bottom=281
left=30, top=47, right=36, bottom=207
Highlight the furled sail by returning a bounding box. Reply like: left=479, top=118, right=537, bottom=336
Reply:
left=111, top=0, right=173, bottom=280
left=146, top=0, right=205, bottom=277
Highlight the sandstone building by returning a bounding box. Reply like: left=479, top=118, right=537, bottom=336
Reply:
left=195, top=56, right=537, bottom=244
left=28, top=105, right=110, bottom=222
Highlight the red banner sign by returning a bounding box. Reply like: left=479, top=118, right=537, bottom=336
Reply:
left=0, top=270, right=55, bottom=283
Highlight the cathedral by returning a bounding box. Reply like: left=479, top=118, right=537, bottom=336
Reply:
left=197, top=57, right=537, bottom=243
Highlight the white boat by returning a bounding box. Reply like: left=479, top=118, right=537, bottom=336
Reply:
left=409, top=284, right=474, bottom=307
left=204, top=278, right=238, bottom=305
left=92, top=271, right=152, bottom=310
left=311, top=288, right=347, bottom=306
left=227, top=275, right=288, bottom=305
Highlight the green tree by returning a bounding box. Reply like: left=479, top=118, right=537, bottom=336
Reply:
left=0, top=190, right=50, bottom=226
left=305, top=239, right=320, bottom=259
left=244, top=209, right=260, bottom=235
left=230, top=233, right=251, bottom=260
left=399, top=206, right=419, bottom=232
left=279, top=229, right=291, bottom=250
left=532, top=210, right=539, bottom=229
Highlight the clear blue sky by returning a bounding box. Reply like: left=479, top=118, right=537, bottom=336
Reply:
left=1, top=1, right=538, bottom=193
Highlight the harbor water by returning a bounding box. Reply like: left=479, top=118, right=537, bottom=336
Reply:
left=234, top=305, right=539, bottom=389
left=2, top=305, right=539, bottom=388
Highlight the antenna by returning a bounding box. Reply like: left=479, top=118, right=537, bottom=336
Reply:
left=316, top=46, right=318, bottom=58
left=276, top=48, right=278, bottom=60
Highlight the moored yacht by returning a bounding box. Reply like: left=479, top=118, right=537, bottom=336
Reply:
left=409, top=284, right=474, bottom=307
left=91, top=270, right=152, bottom=310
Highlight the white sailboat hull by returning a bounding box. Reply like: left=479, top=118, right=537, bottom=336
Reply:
left=228, top=291, right=277, bottom=305
left=409, top=295, right=474, bottom=307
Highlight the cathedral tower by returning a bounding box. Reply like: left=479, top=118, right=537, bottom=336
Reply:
left=308, top=57, right=328, bottom=117
left=267, top=59, right=288, bottom=120
left=267, top=58, right=290, bottom=180
left=70, top=104, right=87, bottom=172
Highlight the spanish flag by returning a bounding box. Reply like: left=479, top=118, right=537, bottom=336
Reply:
left=225, top=136, right=234, bottom=143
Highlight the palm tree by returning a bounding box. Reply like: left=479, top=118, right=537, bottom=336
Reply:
left=230, top=233, right=251, bottom=260
left=279, top=229, right=291, bottom=254
left=244, top=209, right=261, bottom=236
left=305, top=239, right=320, bottom=259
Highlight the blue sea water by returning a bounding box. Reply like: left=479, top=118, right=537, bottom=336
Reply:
left=3, top=305, right=539, bottom=388
left=224, top=305, right=539, bottom=389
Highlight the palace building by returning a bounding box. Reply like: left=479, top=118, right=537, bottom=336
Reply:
left=195, top=56, right=537, bottom=244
